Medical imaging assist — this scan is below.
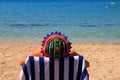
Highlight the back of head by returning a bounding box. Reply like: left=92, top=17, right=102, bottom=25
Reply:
left=41, top=32, right=72, bottom=58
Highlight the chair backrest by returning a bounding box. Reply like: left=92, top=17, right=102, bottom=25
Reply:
left=20, top=56, right=88, bottom=80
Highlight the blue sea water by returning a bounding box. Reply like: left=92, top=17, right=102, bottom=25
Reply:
left=0, top=2, right=120, bottom=44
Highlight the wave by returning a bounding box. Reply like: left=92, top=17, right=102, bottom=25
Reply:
left=1, top=22, right=120, bottom=27
left=79, top=24, right=100, bottom=27
left=78, top=22, right=120, bottom=27
left=8, top=23, right=51, bottom=27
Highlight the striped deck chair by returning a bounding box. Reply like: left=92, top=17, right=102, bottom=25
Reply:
left=20, top=56, right=88, bottom=80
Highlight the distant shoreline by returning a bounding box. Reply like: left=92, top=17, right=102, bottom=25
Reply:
left=0, top=37, right=120, bottom=44
left=0, top=39, right=120, bottom=45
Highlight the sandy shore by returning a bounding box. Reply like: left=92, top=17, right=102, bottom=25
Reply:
left=0, top=43, right=120, bottom=80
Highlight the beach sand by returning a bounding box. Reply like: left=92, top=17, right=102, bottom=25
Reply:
left=0, top=43, right=120, bottom=80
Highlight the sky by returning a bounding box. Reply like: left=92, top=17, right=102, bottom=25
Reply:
left=0, top=0, right=120, bottom=2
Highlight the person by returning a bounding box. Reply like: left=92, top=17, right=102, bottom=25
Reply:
left=20, top=50, right=89, bottom=67
left=20, top=32, right=89, bottom=68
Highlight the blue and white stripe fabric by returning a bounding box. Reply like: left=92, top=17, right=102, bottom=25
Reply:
left=20, top=56, right=88, bottom=80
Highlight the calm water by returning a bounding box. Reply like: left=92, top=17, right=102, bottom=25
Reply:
left=0, top=2, right=120, bottom=44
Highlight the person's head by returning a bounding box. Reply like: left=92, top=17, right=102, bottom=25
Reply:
left=41, top=32, right=71, bottom=58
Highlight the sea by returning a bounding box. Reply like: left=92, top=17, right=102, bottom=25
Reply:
left=0, top=2, right=120, bottom=44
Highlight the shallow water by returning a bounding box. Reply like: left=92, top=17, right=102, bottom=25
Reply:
left=0, top=2, right=120, bottom=44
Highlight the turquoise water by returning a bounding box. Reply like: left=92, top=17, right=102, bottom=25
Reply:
left=0, top=2, right=120, bottom=44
